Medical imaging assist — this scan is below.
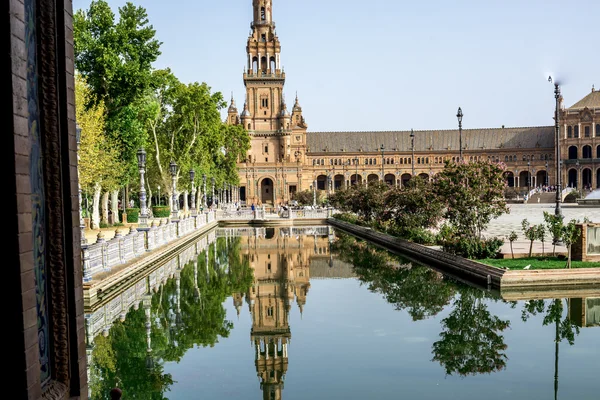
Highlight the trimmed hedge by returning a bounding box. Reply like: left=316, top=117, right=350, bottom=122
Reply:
left=122, top=208, right=139, bottom=223
left=152, top=206, right=170, bottom=218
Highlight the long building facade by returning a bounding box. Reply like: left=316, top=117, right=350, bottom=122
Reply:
left=231, top=1, right=600, bottom=206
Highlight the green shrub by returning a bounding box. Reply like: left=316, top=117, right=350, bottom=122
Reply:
left=442, top=236, right=503, bottom=259
left=99, top=222, right=109, bottom=229
left=333, top=212, right=361, bottom=225
left=389, top=226, right=437, bottom=245
left=123, top=208, right=139, bottom=223
left=113, top=222, right=124, bottom=227
left=152, top=206, right=171, bottom=218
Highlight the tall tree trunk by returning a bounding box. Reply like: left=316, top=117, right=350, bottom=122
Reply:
left=529, top=240, right=533, bottom=258
left=183, top=190, right=189, bottom=214
left=196, top=189, right=201, bottom=211
left=125, top=184, right=130, bottom=209
left=111, top=190, right=120, bottom=224
left=92, top=182, right=101, bottom=229
left=510, top=242, right=514, bottom=259
left=567, top=245, right=572, bottom=269
left=102, top=191, right=110, bottom=225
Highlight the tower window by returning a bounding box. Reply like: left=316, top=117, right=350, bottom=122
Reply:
left=261, top=33, right=266, bottom=41
left=574, top=126, right=579, bottom=138
left=261, top=7, right=265, bottom=21
left=264, top=145, right=268, bottom=153
left=261, top=97, right=269, bottom=108
left=267, top=307, right=273, bottom=317
left=567, top=126, right=572, bottom=138
left=584, top=126, right=590, bottom=137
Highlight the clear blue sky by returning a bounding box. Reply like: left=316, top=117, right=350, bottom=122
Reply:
left=73, top=0, right=599, bottom=132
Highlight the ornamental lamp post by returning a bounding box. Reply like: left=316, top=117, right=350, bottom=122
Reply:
left=457, top=107, right=464, bottom=161
left=410, top=129, right=415, bottom=176
left=545, top=161, right=549, bottom=186
left=549, top=76, right=562, bottom=217
left=380, top=144, right=385, bottom=183
left=169, top=160, right=179, bottom=220
left=211, top=177, right=215, bottom=208
left=76, top=123, right=87, bottom=245
left=527, top=160, right=531, bottom=194
left=190, top=169, right=196, bottom=216
left=354, top=157, right=359, bottom=185
left=137, top=148, right=148, bottom=228
left=202, top=174, right=207, bottom=208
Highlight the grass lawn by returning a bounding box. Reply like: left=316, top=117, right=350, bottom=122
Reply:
left=478, top=257, right=599, bottom=270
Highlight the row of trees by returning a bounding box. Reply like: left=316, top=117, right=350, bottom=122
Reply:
left=330, top=161, right=509, bottom=259
left=74, top=1, right=249, bottom=228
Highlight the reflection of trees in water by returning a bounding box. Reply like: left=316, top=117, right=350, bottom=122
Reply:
left=432, top=287, right=510, bottom=376
left=333, top=232, right=455, bottom=321
left=89, top=237, right=254, bottom=399
left=334, top=233, right=511, bottom=377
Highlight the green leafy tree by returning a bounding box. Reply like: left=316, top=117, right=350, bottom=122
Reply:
left=331, top=181, right=388, bottom=224
left=521, top=219, right=537, bottom=258
left=383, top=176, right=443, bottom=237
left=536, top=224, right=547, bottom=257
left=435, top=161, right=509, bottom=240
left=544, top=212, right=564, bottom=256
left=561, top=220, right=581, bottom=269
left=292, top=190, right=316, bottom=206
left=74, top=0, right=162, bottom=183
left=506, top=231, right=518, bottom=260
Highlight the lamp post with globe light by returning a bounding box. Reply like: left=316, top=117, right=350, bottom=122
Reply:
left=137, top=148, right=148, bottom=228
left=169, top=161, right=179, bottom=221
left=549, top=76, right=563, bottom=217
left=190, top=169, right=196, bottom=216
left=457, top=107, right=464, bottom=161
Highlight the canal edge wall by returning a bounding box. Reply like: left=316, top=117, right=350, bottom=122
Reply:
left=328, top=219, right=600, bottom=290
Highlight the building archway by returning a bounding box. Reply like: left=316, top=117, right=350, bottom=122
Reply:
left=504, top=171, right=515, bottom=187
left=582, top=168, right=592, bottom=190
left=401, top=173, right=412, bottom=186
left=367, top=174, right=379, bottom=183
left=519, top=171, right=530, bottom=188
left=350, top=174, right=362, bottom=186
left=316, top=175, right=327, bottom=190
left=568, top=169, right=578, bottom=189
left=568, top=146, right=578, bottom=160
left=536, top=170, right=547, bottom=187
left=583, top=145, right=592, bottom=159
left=597, top=145, right=600, bottom=158
left=384, top=173, right=395, bottom=185
left=418, top=173, right=429, bottom=180
left=260, top=178, right=274, bottom=204
left=334, top=174, right=344, bottom=190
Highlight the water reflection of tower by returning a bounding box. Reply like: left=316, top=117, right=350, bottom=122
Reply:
left=236, top=227, right=313, bottom=399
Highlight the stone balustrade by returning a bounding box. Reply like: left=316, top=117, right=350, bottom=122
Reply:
left=82, top=211, right=216, bottom=282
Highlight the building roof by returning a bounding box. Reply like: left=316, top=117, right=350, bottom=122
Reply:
left=568, top=88, right=600, bottom=110
left=306, top=126, right=555, bottom=154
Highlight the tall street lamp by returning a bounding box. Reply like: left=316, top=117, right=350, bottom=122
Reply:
left=545, top=161, right=549, bottom=186
left=313, top=178, right=317, bottom=207
left=527, top=160, right=531, bottom=194
left=410, top=129, right=415, bottom=176
left=211, top=177, right=215, bottom=208
left=575, top=160, right=582, bottom=197
left=190, top=169, right=196, bottom=216
left=137, top=148, right=148, bottom=228
left=380, top=144, right=385, bottom=183
left=202, top=174, right=207, bottom=208
left=549, top=76, right=562, bottom=216
left=157, top=185, right=161, bottom=206
left=457, top=107, right=464, bottom=161
left=76, top=123, right=87, bottom=245
left=354, top=157, right=359, bottom=186
left=169, top=160, right=178, bottom=220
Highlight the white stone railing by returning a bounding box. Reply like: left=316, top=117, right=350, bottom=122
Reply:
left=82, top=211, right=217, bottom=282
left=289, top=208, right=333, bottom=219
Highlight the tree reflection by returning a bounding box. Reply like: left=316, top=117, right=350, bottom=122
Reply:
left=432, top=287, right=510, bottom=376
left=88, top=237, right=253, bottom=399
left=333, top=233, right=454, bottom=321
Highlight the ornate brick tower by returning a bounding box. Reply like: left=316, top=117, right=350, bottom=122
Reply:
left=233, top=0, right=308, bottom=206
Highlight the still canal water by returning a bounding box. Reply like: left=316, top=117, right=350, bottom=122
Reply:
left=85, top=226, right=599, bottom=400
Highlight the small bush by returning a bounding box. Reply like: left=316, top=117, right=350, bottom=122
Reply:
left=333, top=212, right=361, bottom=225
left=389, top=226, right=437, bottom=245
left=99, top=222, right=109, bottom=229
left=442, top=236, right=503, bottom=259
left=152, top=206, right=171, bottom=218
left=113, top=222, right=124, bottom=227
left=124, top=208, right=139, bottom=223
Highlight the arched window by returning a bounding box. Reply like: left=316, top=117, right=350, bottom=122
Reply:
left=597, top=145, right=600, bottom=158
left=582, top=145, right=592, bottom=159
left=574, top=126, right=579, bottom=138
left=373, top=159, right=377, bottom=165
left=585, top=126, right=590, bottom=137
left=568, top=146, right=578, bottom=160
left=247, top=123, right=251, bottom=129
left=505, top=156, right=508, bottom=162
left=270, top=57, right=276, bottom=72
left=252, top=57, right=258, bottom=73
left=567, top=126, right=572, bottom=138
left=596, top=124, right=600, bottom=137
left=260, top=6, right=266, bottom=20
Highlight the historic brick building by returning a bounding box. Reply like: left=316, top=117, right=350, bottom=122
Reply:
left=232, top=1, right=600, bottom=205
